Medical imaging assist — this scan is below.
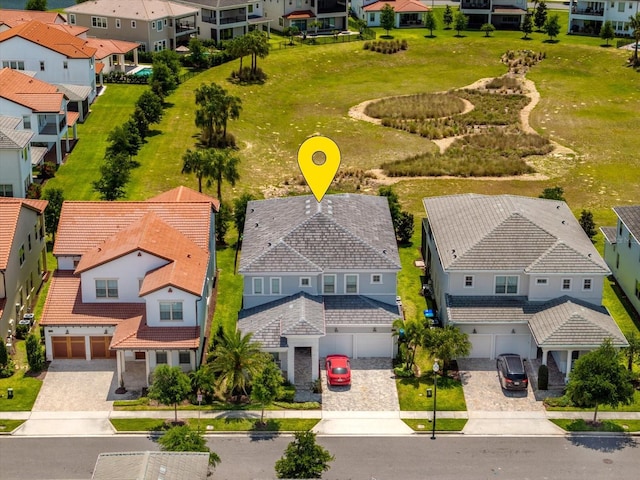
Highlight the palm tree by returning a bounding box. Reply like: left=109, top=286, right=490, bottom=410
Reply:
left=425, top=325, right=471, bottom=376
left=630, top=12, right=640, bottom=66
left=189, top=363, right=216, bottom=402
left=228, top=35, right=249, bottom=72
left=194, top=83, right=242, bottom=148
left=206, top=148, right=240, bottom=201
left=245, top=30, right=270, bottom=74
left=209, top=330, right=264, bottom=401
left=181, top=149, right=210, bottom=193
left=392, top=318, right=427, bottom=372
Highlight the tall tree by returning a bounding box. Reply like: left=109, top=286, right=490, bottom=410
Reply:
left=233, top=193, right=256, bottom=243
left=534, top=1, right=548, bottom=31
left=566, top=338, right=635, bottom=423
left=148, top=364, right=192, bottom=424
left=275, top=431, right=334, bottom=479
left=392, top=318, right=427, bottom=372
left=521, top=14, right=534, bottom=39
left=578, top=210, right=597, bottom=240
left=424, top=11, right=437, bottom=37
left=188, top=37, right=208, bottom=69
left=425, top=325, right=471, bottom=376
left=245, top=30, right=270, bottom=75
left=135, top=90, right=164, bottom=125
left=181, top=149, right=211, bottom=193
left=93, top=152, right=132, bottom=201
left=206, top=148, right=241, bottom=201
left=26, top=0, right=47, bottom=10
left=251, top=357, right=284, bottom=424
left=25, top=333, right=45, bottom=373
left=106, top=124, right=141, bottom=161
left=380, top=4, right=395, bottom=36
left=194, top=82, right=242, bottom=148
left=543, top=14, right=561, bottom=41
left=629, top=12, right=640, bottom=65
left=209, top=330, right=264, bottom=400
left=215, top=201, right=233, bottom=246
left=150, top=61, right=178, bottom=99
left=228, top=35, right=249, bottom=72
left=453, top=11, right=468, bottom=37
left=42, top=187, right=64, bottom=241
left=443, top=5, right=454, bottom=29
left=159, top=425, right=221, bottom=466
left=153, top=49, right=182, bottom=79
left=623, top=332, right=640, bottom=372
left=599, top=21, right=615, bottom=46
left=189, top=364, right=216, bottom=403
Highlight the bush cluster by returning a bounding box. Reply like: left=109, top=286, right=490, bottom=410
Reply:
left=485, top=75, right=523, bottom=93
left=230, top=66, right=267, bottom=84
left=501, top=50, right=545, bottom=74
left=363, top=39, right=408, bottom=54
left=103, top=71, right=150, bottom=85
left=366, top=93, right=465, bottom=120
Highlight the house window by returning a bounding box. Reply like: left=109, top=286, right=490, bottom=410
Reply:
left=270, top=277, right=281, bottom=295
left=536, top=278, right=548, bottom=285
left=19, top=245, right=25, bottom=265
left=116, top=19, right=121, bottom=28
left=618, top=2, right=625, bottom=12
left=249, top=4, right=254, bottom=12
left=616, top=253, right=620, bottom=269
left=253, top=278, right=263, bottom=294
left=91, top=16, right=108, bottom=28
left=2, top=60, right=25, bottom=70
left=0, top=184, right=13, bottom=197
left=160, top=302, right=183, bottom=321
left=156, top=351, right=168, bottom=364
left=299, top=277, right=311, bottom=287
left=69, top=13, right=76, bottom=24
left=23, top=116, right=31, bottom=129
left=635, top=280, right=640, bottom=300
left=371, top=274, right=382, bottom=284
left=583, top=278, right=592, bottom=291
left=157, top=21, right=163, bottom=32
left=562, top=278, right=572, bottom=291
left=63, top=61, right=68, bottom=69
left=96, top=279, right=118, bottom=298
left=629, top=236, right=632, bottom=248
left=345, top=274, right=358, bottom=294
left=495, top=275, right=518, bottom=294
left=131, top=20, right=137, bottom=28
left=619, top=223, right=623, bottom=235
left=39, top=61, right=45, bottom=71
left=179, top=351, right=191, bottom=364
left=152, top=21, right=156, bottom=29
left=28, top=234, right=32, bottom=251
left=464, top=276, right=474, bottom=288
left=369, top=13, right=375, bottom=22
left=323, top=274, right=336, bottom=294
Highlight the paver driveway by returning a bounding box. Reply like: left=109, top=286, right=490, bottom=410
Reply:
left=33, top=359, right=122, bottom=411
left=457, top=358, right=543, bottom=412
left=321, top=358, right=399, bottom=411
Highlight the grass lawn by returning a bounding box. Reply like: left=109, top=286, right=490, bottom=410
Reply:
left=545, top=390, right=640, bottom=412
left=0, top=371, right=42, bottom=412
left=110, top=417, right=318, bottom=432
left=396, top=375, right=467, bottom=411
left=0, top=419, right=25, bottom=433
left=550, top=418, right=640, bottom=432
left=402, top=418, right=468, bottom=432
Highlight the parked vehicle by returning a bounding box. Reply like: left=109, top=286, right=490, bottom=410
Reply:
left=325, top=354, right=351, bottom=386
left=496, top=353, right=528, bottom=390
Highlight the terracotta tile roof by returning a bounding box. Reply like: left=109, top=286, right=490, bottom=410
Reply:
left=54, top=197, right=212, bottom=256
left=67, top=111, right=80, bottom=126
left=40, top=271, right=145, bottom=326
left=364, top=0, right=430, bottom=13
left=0, top=198, right=47, bottom=270
left=0, top=10, right=66, bottom=28
left=282, top=10, right=315, bottom=19
left=85, top=38, right=140, bottom=60
left=50, top=24, right=89, bottom=37
left=0, top=20, right=97, bottom=59
left=149, top=186, right=220, bottom=211
left=110, top=316, right=200, bottom=350
left=0, top=68, right=66, bottom=112
left=75, top=212, right=209, bottom=296
left=95, top=62, right=105, bottom=74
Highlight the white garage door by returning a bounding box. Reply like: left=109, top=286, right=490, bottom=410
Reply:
left=355, top=333, right=393, bottom=358
left=495, top=334, right=531, bottom=358
left=468, top=334, right=492, bottom=358
left=320, top=334, right=353, bottom=357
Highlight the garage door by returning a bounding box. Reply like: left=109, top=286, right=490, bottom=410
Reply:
left=495, top=334, right=531, bottom=358
left=468, top=334, right=492, bottom=358
left=319, top=334, right=353, bottom=357
left=90, top=336, right=116, bottom=359
left=51, top=336, right=86, bottom=359
left=355, top=333, right=393, bottom=358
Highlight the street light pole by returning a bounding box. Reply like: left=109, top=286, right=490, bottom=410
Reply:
left=431, top=361, right=439, bottom=440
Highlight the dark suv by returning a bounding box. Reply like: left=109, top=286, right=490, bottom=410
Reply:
left=496, top=354, right=528, bottom=391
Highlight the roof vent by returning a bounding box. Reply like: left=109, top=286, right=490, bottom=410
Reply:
left=453, top=254, right=457, bottom=259
left=382, top=249, right=387, bottom=254
left=588, top=253, right=592, bottom=257
left=187, top=253, right=191, bottom=258
left=556, top=205, right=560, bottom=209
left=452, top=249, right=455, bottom=254
left=255, top=223, right=259, bottom=227
left=267, top=242, right=271, bottom=247
left=250, top=208, right=254, bottom=213
left=562, top=220, right=566, bottom=224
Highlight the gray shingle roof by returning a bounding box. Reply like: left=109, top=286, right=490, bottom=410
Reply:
left=600, top=226, right=617, bottom=244
left=423, top=194, right=609, bottom=274
left=446, top=295, right=532, bottom=323
left=92, top=451, right=210, bottom=480
left=0, top=115, right=21, bottom=130
left=613, top=205, right=640, bottom=242
left=55, top=83, right=92, bottom=101
left=324, top=295, right=400, bottom=326
left=239, top=194, right=401, bottom=273
left=0, top=127, right=32, bottom=148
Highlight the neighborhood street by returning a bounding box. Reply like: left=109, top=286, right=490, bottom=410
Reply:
left=1, top=435, right=638, bottom=479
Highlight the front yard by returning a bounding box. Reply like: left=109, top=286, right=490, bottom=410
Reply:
left=396, top=375, right=467, bottom=412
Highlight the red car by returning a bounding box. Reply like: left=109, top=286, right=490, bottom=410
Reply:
left=325, top=355, right=351, bottom=386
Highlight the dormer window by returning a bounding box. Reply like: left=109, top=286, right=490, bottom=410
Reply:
left=160, top=301, right=183, bottom=320
left=96, top=279, right=118, bottom=298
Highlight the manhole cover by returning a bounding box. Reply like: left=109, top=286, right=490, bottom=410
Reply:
left=603, top=459, right=613, bottom=465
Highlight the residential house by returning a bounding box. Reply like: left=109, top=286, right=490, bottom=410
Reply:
left=0, top=68, right=78, bottom=165
left=40, top=187, right=219, bottom=389
left=261, top=0, right=348, bottom=33
left=237, top=194, right=401, bottom=385
left=422, top=194, right=627, bottom=380
left=86, top=38, right=141, bottom=76
left=0, top=20, right=97, bottom=122
left=459, top=0, right=528, bottom=30
left=602, top=206, right=640, bottom=317
left=65, top=0, right=199, bottom=52
left=568, top=0, right=640, bottom=35
left=0, top=9, right=66, bottom=33
left=176, top=0, right=271, bottom=42
left=355, top=0, right=429, bottom=28
left=0, top=197, right=48, bottom=349
left=0, top=115, right=39, bottom=198
left=92, top=452, right=210, bottom=480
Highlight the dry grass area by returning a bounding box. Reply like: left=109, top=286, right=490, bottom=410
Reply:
left=365, top=93, right=466, bottom=120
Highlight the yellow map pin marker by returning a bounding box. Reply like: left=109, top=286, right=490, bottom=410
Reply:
left=297, top=136, right=341, bottom=203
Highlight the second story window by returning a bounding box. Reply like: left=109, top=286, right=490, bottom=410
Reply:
left=40, top=61, right=45, bottom=71
left=131, top=20, right=137, bottom=28
left=22, top=116, right=31, bottom=129
left=270, top=277, right=281, bottom=295
left=300, top=277, right=310, bottom=287
left=63, top=61, right=68, bottom=69
left=495, top=275, right=518, bottom=295
left=116, top=19, right=121, bottom=28
left=323, top=274, right=336, bottom=294
left=156, top=351, right=168, bottom=364
left=96, top=279, right=118, bottom=298
left=562, top=278, right=572, bottom=291
left=160, top=301, right=183, bottom=321
left=583, top=279, right=592, bottom=291
left=345, top=274, right=358, bottom=294
left=253, top=277, right=263, bottom=294
left=19, top=245, right=25, bottom=265
left=371, top=274, right=382, bottom=284
left=464, top=276, right=473, bottom=288
left=69, top=13, right=76, bottom=24
left=2, top=60, right=25, bottom=70
left=92, top=16, right=107, bottom=28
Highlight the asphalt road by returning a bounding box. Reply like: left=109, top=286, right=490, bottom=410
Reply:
left=1, top=434, right=638, bottom=479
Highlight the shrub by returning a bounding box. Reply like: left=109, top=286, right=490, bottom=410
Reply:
left=538, top=364, right=549, bottom=390
left=0, top=360, right=15, bottom=379
left=16, top=323, right=30, bottom=340
left=26, top=183, right=42, bottom=199
left=277, top=384, right=296, bottom=403
left=312, top=377, right=322, bottom=394
left=26, top=333, right=45, bottom=373
left=394, top=366, right=414, bottom=378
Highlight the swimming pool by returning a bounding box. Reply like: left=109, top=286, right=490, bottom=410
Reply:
left=133, top=67, right=153, bottom=77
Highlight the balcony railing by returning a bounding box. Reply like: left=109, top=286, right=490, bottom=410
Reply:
left=202, top=15, right=216, bottom=24
left=571, top=7, right=604, bottom=16
left=461, top=0, right=490, bottom=9
left=317, top=0, right=347, bottom=14
left=219, top=15, right=246, bottom=25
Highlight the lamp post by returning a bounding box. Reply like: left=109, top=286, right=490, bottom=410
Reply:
left=431, top=361, right=439, bottom=440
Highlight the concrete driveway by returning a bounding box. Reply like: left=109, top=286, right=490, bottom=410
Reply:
left=457, top=358, right=543, bottom=412
left=33, top=359, right=123, bottom=412
left=321, top=358, right=399, bottom=412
